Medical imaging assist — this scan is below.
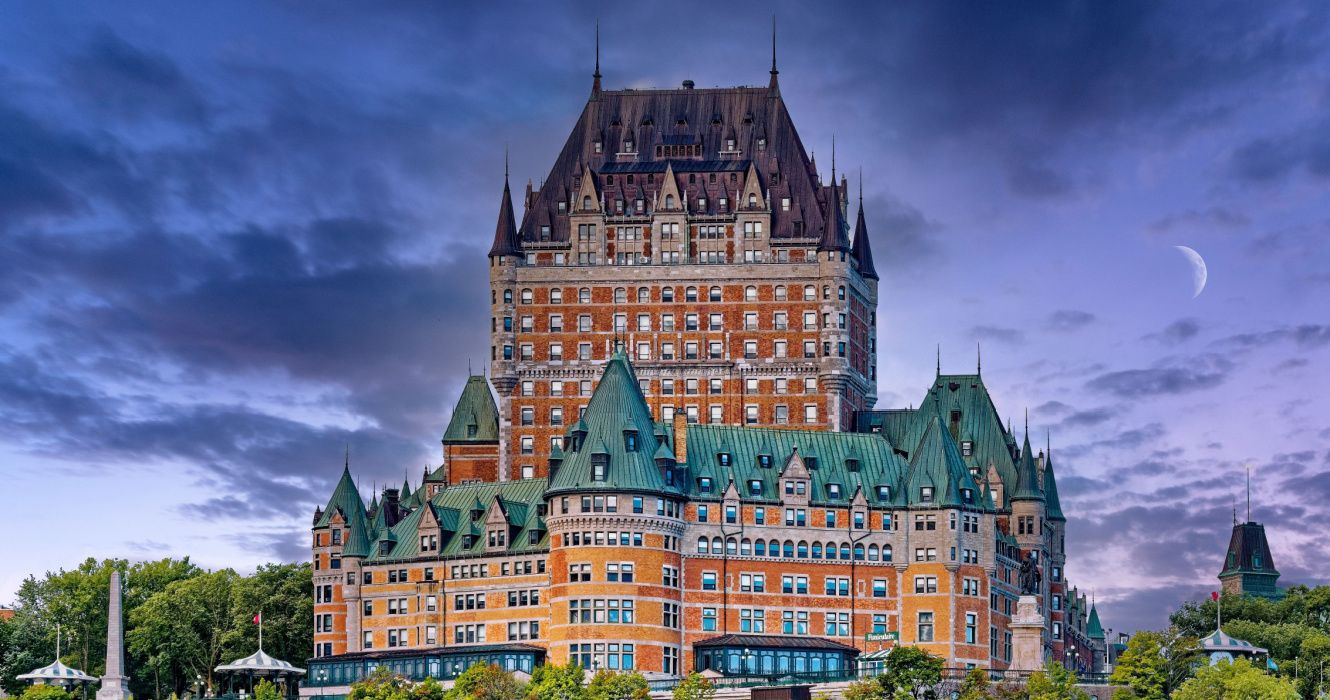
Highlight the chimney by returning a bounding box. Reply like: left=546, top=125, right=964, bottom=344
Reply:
left=382, top=488, right=401, bottom=527
left=673, top=413, right=688, bottom=463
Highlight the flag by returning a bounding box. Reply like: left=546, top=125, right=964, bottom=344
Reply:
left=253, top=612, right=262, bottom=625
left=1211, top=591, right=1219, bottom=602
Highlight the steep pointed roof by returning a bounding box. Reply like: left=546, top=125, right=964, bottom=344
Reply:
left=1044, top=449, right=1066, bottom=521
left=316, top=463, right=366, bottom=528
left=547, top=351, right=680, bottom=497
left=400, top=478, right=412, bottom=503
left=342, top=504, right=372, bottom=558
left=1010, top=431, right=1044, bottom=502
left=442, top=376, right=500, bottom=443
left=851, top=199, right=878, bottom=280
left=1087, top=604, right=1105, bottom=640
left=818, top=177, right=850, bottom=252
left=488, top=170, right=521, bottom=257
left=907, top=405, right=981, bottom=508
left=1219, top=521, right=1280, bottom=580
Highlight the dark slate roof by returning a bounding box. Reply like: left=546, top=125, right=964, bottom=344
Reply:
left=1219, top=521, right=1280, bottom=578
left=547, top=350, right=681, bottom=497
left=488, top=173, right=521, bottom=257
left=442, top=376, right=500, bottom=444
left=517, top=84, right=834, bottom=244
left=693, top=634, right=859, bottom=654
left=851, top=199, right=878, bottom=280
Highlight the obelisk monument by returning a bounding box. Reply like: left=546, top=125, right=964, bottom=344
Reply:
left=96, top=570, right=130, bottom=700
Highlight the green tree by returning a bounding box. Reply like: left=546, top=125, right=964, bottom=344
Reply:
left=586, top=670, right=649, bottom=700
left=128, top=569, right=238, bottom=698
left=1172, top=658, right=1297, bottom=700
left=527, top=662, right=586, bottom=700
left=670, top=672, right=715, bottom=700
left=20, top=685, right=74, bottom=700
left=957, top=667, right=991, bottom=700
left=412, top=677, right=447, bottom=700
left=843, top=678, right=887, bottom=700
left=446, top=664, right=523, bottom=700
left=253, top=679, right=281, bottom=700
left=1026, top=662, right=1089, bottom=700
left=348, top=667, right=412, bottom=700
left=880, top=646, right=942, bottom=699
left=221, top=563, right=312, bottom=667
left=1109, top=631, right=1168, bottom=700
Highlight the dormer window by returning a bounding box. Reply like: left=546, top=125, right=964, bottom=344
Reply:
left=467, top=425, right=478, bottom=438
left=591, top=456, right=608, bottom=482
left=748, top=480, right=763, bottom=496
left=962, top=488, right=974, bottom=503
left=624, top=140, right=634, bottom=152
left=583, top=196, right=593, bottom=210
left=462, top=535, right=475, bottom=548
left=379, top=541, right=392, bottom=556
left=717, top=452, right=731, bottom=467
left=757, top=138, right=766, bottom=150
left=757, top=454, right=772, bottom=469
left=698, top=197, right=707, bottom=209
left=827, top=484, right=842, bottom=499
left=748, top=193, right=757, bottom=207
left=1253, top=552, right=1263, bottom=570
left=846, top=459, right=860, bottom=473
left=665, top=194, right=675, bottom=209
left=961, top=440, right=974, bottom=456
left=719, top=197, right=728, bottom=211
left=725, top=138, right=736, bottom=151
left=624, top=431, right=639, bottom=452
left=541, top=225, right=551, bottom=238
left=699, top=477, right=713, bottom=493
left=635, top=199, right=644, bottom=212
left=920, top=486, right=935, bottom=503
left=594, top=141, right=603, bottom=153
left=805, top=456, right=819, bottom=470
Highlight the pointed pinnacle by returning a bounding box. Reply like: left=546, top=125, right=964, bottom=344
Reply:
left=771, top=16, right=777, bottom=75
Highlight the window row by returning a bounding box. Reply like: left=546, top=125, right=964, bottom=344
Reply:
left=501, top=283, right=854, bottom=306
left=696, top=537, right=894, bottom=562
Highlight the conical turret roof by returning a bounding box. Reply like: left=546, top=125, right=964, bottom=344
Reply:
left=442, top=376, right=500, bottom=443
left=488, top=170, right=521, bottom=257
left=1044, top=448, right=1065, bottom=521
left=316, top=462, right=367, bottom=528
left=1087, top=603, right=1105, bottom=640
left=851, top=199, right=878, bottom=280
left=1010, top=431, right=1045, bottom=502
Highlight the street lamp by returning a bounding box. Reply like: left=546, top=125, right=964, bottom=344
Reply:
left=316, top=668, right=328, bottom=700
left=741, top=648, right=753, bottom=676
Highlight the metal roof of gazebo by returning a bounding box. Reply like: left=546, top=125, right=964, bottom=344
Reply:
left=216, top=649, right=306, bottom=676
left=1201, top=628, right=1267, bottom=656
left=17, top=659, right=98, bottom=685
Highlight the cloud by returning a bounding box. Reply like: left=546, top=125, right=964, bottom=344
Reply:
left=1086, top=355, right=1232, bottom=398
left=1228, top=117, right=1330, bottom=184
left=866, top=192, right=942, bottom=272
left=1044, top=310, right=1097, bottom=332
left=1145, top=318, right=1201, bottom=344
left=969, top=325, right=1026, bottom=346
left=1147, top=207, right=1251, bottom=235
left=1059, top=406, right=1118, bottom=429
left=1036, top=400, right=1073, bottom=416
left=63, top=27, right=211, bottom=125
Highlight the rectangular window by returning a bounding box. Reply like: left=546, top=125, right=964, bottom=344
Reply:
left=918, top=612, right=935, bottom=642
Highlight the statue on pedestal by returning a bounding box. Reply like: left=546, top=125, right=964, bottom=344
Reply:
left=1019, top=552, right=1042, bottom=595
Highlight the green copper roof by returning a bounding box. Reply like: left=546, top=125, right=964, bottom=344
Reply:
left=342, top=505, right=372, bottom=558
left=400, top=479, right=412, bottom=502
left=316, top=464, right=367, bottom=528
left=366, top=479, right=549, bottom=562
left=907, top=408, right=985, bottom=509
left=1087, top=603, right=1105, bottom=639
left=547, top=352, right=681, bottom=497
left=442, top=376, right=500, bottom=443
left=1010, top=431, right=1044, bottom=502
left=1044, top=449, right=1065, bottom=521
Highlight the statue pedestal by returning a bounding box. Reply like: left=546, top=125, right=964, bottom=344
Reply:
left=1010, top=595, right=1045, bottom=672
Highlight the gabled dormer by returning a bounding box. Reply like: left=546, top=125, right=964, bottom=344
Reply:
left=658, top=163, right=683, bottom=212
left=485, top=497, right=511, bottom=551
left=850, top=486, right=870, bottom=531
left=576, top=164, right=600, bottom=213
left=416, top=503, right=441, bottom=554
left=741, top=162, right=766, bottom=211
left=778, top=446, right=811, bottom=506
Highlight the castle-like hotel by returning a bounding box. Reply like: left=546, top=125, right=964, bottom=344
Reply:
left=305, top=48, right=1106, bottom=692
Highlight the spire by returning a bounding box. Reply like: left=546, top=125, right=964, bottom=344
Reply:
left=591, top=20, right=602, bottom=97
left=830, top=135, right=836, bottom=183
left=1011, top=424, right=1044, bottom=503
left=1045, top=430, right=1065, bottom=520
left=850, top=169, right=878, bottom=280
left=488, top=154, right=521, bottom=257
left=976, top=342, right=982, bottom=375
left=768, top=16, right=779, bottom=92
left=1246, top=463, right=1251, bottom=523
left=818, top=158, right=848, bottom=251
left=936, top=345, right=941, bottom=377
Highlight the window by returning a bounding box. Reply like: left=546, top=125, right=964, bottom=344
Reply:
left=914, top=576, right=938, bottom=594
left=709, top=286, right=722, bottom=301
left=702, top=608, right=717, bottom=631
left=873, top=579, right=887, bottom=598
left=918, top=612, right=935, bottom=642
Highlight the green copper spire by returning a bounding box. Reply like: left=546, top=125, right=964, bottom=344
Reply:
left=1044, top=435, right=1065, bottom=521
left=1010, top=424, right=1044, bottom=502
left=442, top=376, right=500, bottom=443
left=316, top=457, right=367, bottom=528
left=1087, top=603, right=1105, bottom=640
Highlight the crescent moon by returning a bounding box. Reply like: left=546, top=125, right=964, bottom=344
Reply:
left=1174, top=245, right=1208, bottom=298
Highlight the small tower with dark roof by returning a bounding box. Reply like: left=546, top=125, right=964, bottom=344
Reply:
left=441, top=375, right=502, bottom=484
left=1219, top=523, right=1281, bottom=598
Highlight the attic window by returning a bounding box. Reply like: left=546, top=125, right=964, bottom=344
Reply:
left=846, top=458, right=860, bottom=473
left=467, top=425, right=477, bottom=438
left=607, top=175, right=614, bottom=185
left=826, top=483, right=842, bottom=499
left=920, top=486, right=935, bottom=503
left=676, top=118, right=687, bottom=126
left=624, top=140, right=634, bottom=152
left=647, top=173, right=654, bottom=184
left=962, top=488, right=974, bottom=503
left=876, top=485, right=891, bottom=500
left=748, top=480, right=763, bottom=496
left=591, top=455, right=608, bottom=481
left=594, top=141, right=602, bottom=153
left=624, top=431, right=639, bottom=452
left=1253, top=552, right=1263, bottom=570
left=540, top=225, right=551, bottom=238
left=961, top=441, right=974, bottom=456
left=558, top=202, right=567, bottom=214
left=717, top=452, right=731, bottom=467
left=698, top=477, right=713, bottom=493
left=757, top=138, right=766, bottom=150
left=711, top=114, right=722, bottom=125
left=528, top=531, right=540, bottom=545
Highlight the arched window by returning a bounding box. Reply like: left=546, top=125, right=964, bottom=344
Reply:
left=797, top=541, right=809, bottom=559
left=769, top=539, right=780, bottom=557
left=783, top=541, right=794, bottom=558
left=686, top=286, right=698, bottom=302
left=726, top=538, right=738, bottom=556
left=579, top=287, right=591, bottom=303
left=709, top=286, right=722, bottom=301
left=712, top=537, right=722, bottom=553
left=825, top=541, right=837, bottom=559
left=748, top=193, right=757, bottom=207
left=662, top=287, right=675, bottom=302
left=838, top=285, right=846, bottom=300
left=637, top=287, right=649, bottom=303
left=854, top=544, right=865, bottom=561
left=755, top=540, right=766, bottom=556
left=583, top=196, right=593, bottom=210
left=745, top=286, right=758, bottom=301
left=868, top=544, right=880, bottom=561
left=811, top=543, right=822, bottom=558
left=774, top=285, right=787, bottom=301
left=614, top=287, right=627, bottom=303
left=803, top=285, right=816, bottom=301
left=698, top=537, right=709, bottom=554
left=883, top=544, right=893, bottom=562
left=839, top=543, right=851, bottom=560
left=520, top=288, right=533, bottom=304
left=740, top=539, right=752, bottom=556
left=822, top=285, right=830, bottom=300
left=665, top=194, right=675, bottom=209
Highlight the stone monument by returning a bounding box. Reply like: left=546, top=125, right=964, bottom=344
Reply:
left=1009, top=595, right=1046, bottom=672
left=96, top=571, right=129, bottom=700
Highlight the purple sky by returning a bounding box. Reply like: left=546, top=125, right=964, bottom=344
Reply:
left=2, top=2, right=1328, bottom=636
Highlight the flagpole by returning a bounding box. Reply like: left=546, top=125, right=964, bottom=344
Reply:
left=259, top=610, right=263, bottom=650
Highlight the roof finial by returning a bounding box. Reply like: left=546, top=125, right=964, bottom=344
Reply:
left=344, top=443, right=350, bottom=470
left=1024, top=407, right=1029, bottom=437
left=769, top=15, right=779, bottom=89
left=936, top=344, right=941, bottom=377
left=976, top=342, right=982, bottom=375
left=830, top=135, right=836, bottom=183
left=592, top=20, right=602, bottom=95
left=858, top=167, right=863, bottom=205
left=504, top=145, right=509, bottom=182
left=1246, top=462, right=1252, bottom=523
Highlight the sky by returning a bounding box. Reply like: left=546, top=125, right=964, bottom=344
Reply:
left=1, top=1, right=1328, bottom=636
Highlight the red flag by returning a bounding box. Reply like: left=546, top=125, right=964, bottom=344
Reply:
left=1211, top=591, right=1220, bottom=602
left=253, top=612, right=262, bottom=624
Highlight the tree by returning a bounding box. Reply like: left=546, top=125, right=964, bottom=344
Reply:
left=348, top=667, right=412, bottom=700
left=128, top=569, right=239, bottom=698
left=670, top=672, right=715, bottom=700
left=843, top=678, right=887, bottom=700
left=1026, top=662, right=1089, bottom=700
left=20, top=685, right=73, bottom=700
left=957, top=667, right=991, bottom=700
left=1109, top=631, right=1168, bottom=700
left=880, top=646, right=942, bottom=699
left=526, top=662, right=585, bottom=700
left=1172, top=658, right=1297, bottom=700
left=412, top=677, right=446, bottom=700
left=446, top=664, right=523, bottom=700
left=586, top=670, right=649, bottom=700
left=253, top=679, right=282, bottom=700
left=221, top=563, right=312, bottom=667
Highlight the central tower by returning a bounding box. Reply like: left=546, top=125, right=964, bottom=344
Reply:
left=487, top=53, right=880, bottom=481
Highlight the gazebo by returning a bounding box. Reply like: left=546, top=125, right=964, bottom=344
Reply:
left=18, top=627, right=98, bottom=688
left=215, top=649, right=305, bottom=698
left=1200, top=628, right=1268, bottom=666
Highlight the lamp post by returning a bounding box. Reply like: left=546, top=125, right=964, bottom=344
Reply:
left=316, top=668, right=328, bottom=700
left=741, top=648, right=752, bottom=676
left=194, top=674, right=202, bottom=699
